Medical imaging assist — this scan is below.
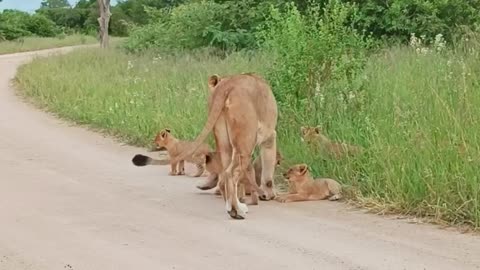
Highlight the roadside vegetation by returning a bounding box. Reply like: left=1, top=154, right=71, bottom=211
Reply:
left=0, top=35, right=97, bottom=54
left=15, top=0, right=480, bottom=229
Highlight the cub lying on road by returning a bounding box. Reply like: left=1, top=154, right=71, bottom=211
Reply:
left=276, top=164, right=342, bottom=203
left=132, top=128, right=211, bottom=177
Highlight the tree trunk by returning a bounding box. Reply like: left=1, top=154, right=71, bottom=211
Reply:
left=97, top=0, right=111, bottom=49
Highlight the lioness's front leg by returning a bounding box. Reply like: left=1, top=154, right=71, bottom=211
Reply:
left=259, top=131, right=278, bottom=200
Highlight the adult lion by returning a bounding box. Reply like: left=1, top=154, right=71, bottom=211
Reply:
left=171, top=73, right=278, bottom=219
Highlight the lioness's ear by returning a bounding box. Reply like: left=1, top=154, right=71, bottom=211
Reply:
left=164, top=128, right=171, bottom=133
left=299, top=164, right=308, bottom=175
left=314, top=127, right=320, bottom=134
left=208, top=74, right=221, bottom=88
left=160, top=131, right=167, bottom=139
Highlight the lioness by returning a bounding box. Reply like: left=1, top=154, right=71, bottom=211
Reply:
left=300, top=126, right=363, bottom=159
left=275, top=164, right=342, bottom=203
left=171, top=73, right=278, bottom=219
left=133, top=128, right=211, bottom=177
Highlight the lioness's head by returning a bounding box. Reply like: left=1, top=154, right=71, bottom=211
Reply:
left=154, top=128, right=173, bottom=148
left=283, top=164, right=309, bottom=182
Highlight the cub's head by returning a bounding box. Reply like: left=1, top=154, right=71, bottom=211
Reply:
left=300, top=126, right=322, bottom=142
left=283, top=164, right=309, bottom=182
left=205, top=151, right=223, bottom=174
left=154, top=128, right=173, bottom=148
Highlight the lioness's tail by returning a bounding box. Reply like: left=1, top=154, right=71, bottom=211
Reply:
left=171, top=75, right=231, bottom=164
left=131, top=154, right=170, bottom=166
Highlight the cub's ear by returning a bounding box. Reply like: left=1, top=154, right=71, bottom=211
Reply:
left=300, top=126, right=306, bottom=135
left=298, top=164, right=308, bottom=175
left=314, top=127, right=320, bottom=134
left=160, top=130, right=168, bottom=138
left=164, top=128, right=171, bottom=133
left=208, top=74, right=221, bottom=88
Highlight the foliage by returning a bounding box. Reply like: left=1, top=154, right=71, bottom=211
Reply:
left=40, top=0, right=71, bottom=9
left=26, top=14, right=61, bottom=37
left=0, top=10, right=60, bottom=40
left=124, top=0, right=281, bottom=53
left=257, top=0, right=373, bottom=108
left=352, top=0, right=480, bottom=43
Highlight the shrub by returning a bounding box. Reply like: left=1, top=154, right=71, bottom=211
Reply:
left=27, top=14, right=60, bottom=37
left=257, top=0, right=373, bottom=110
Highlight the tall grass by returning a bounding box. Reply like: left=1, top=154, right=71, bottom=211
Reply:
left=16, top=48, right=267, bottom=146
left=0, top=35, right=99, bottom=55
left=16, top=37, right=480, bottom=228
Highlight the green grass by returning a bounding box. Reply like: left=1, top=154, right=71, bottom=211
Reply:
left=0, top=35, right=99, bottom=55
left=15, top=44, right=480, bottom=229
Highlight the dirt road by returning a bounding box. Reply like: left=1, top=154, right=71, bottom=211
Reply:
left=1, top=47, right=479, bottom=270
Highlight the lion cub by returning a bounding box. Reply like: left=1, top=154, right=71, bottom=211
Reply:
left=275, top=164, right=342, bottom=203
left=300, top=126, right=363, bottom=159
left=201, top=151, right=283, bottom=196
left=132, top=128, right=210, bottom=177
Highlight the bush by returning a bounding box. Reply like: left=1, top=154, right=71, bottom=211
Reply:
left=0, top=10, right=32, bottom=40
left=257, top=0, right=373, bottom=110
left=123, top=0, right=280, bottom=53
left=27, top=14, right=60, bottom=37
left=0, top=10, right=60, bottom=40
left=352, top=0, right=480, bottom=43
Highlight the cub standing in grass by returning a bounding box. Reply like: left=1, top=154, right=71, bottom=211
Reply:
left=300, top=126, right=363, bottom=159
left=276, top=164, right=342, bottom=203
left=132, top=128, right=211, bottom=177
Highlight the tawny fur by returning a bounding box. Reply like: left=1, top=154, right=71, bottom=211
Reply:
left=300, top=126, right=363, bottom=159
left=171, top=73, right=279, bottom=220
left=202, top=151, right=283, bottom=201
left=275, top=164, right=342, bottom=203
left=154, top=128, right=210, bottom=177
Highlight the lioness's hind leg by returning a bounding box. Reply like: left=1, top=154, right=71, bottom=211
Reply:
left=259, top=131, right=278, bottom=200
left=225, top=150, right=248, bottom=219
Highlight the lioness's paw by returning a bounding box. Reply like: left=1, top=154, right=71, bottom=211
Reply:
left=275, top=196, right=288, bottom=203
left=238, top=202, right=249, bottom=214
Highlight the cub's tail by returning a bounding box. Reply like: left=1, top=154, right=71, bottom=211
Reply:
left=131, top=154, right=170, bottom=166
